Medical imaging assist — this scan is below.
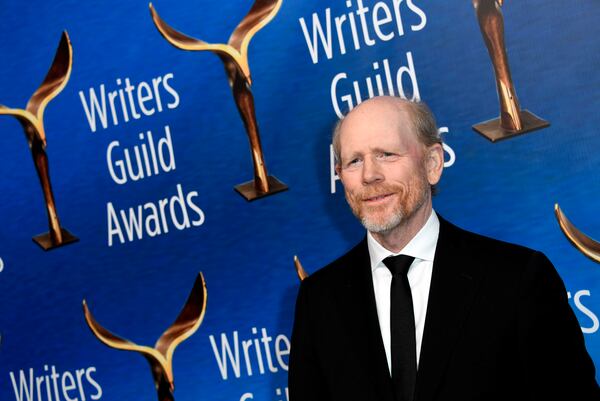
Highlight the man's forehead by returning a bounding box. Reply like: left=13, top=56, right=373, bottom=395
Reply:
left=346, top=97, right=410, bottom=122
left=342, top=100, right=414, bottom=138
left=339, top=101, right=416, bottom=150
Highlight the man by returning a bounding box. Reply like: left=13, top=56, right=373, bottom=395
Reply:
left=288, top=96, right=598, bottom=401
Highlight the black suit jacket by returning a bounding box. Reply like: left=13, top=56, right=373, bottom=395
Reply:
left=289, top=217, right=599, bottom=401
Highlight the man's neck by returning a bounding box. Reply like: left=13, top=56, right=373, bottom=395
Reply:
left=370, top=204, right=433, bottom=253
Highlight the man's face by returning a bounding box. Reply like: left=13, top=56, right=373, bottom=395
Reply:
left=336, top=101, right=440, bottom=233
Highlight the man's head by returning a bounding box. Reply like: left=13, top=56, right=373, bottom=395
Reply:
left=333, top=97, right=444, bottom=236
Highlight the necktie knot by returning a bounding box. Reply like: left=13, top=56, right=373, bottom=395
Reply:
left=383, top=255, right=414, bottom=277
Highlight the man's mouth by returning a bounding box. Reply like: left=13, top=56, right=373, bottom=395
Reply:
left=363, top=193, right=394, bottom=203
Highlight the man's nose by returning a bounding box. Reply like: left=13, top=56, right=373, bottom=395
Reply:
left=362, top=157, right=383, bottom=184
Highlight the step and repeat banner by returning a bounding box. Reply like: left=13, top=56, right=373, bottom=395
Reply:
left=0, top=1, right=598, bottom=400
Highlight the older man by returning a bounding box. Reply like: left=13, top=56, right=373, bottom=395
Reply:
left=289, top=97, right=598, bottom=401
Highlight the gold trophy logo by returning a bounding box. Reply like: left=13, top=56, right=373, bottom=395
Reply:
left=555, top=205, right=600, bottom=263
left=472, top=0, right=549, bottom=142
left=149, top=0, right=288, bottom=201
left=0, top=31, right=78, bottom=250
left=83, top=273, right=207, bottom=401
left=294, top=255, right=308, bottom=281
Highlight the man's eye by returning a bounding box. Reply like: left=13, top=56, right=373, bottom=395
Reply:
left=344, top=158, right=361, bottom=168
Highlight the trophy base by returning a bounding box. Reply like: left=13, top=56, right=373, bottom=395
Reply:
left=33, top=228, right=79, bottom=251
left=473, top=110, right=550, bottom=142
left=234, top=175, right=288, bottom=201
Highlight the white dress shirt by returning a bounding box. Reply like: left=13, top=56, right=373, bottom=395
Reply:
left=367, top=210, right=439, bottom=374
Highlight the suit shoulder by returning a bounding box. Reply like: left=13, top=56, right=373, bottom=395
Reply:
left=302, top=239, right=366, bottom=289
left=440, top=218, right=555, bottom=279
left=446, top=219, right=540, bottom=259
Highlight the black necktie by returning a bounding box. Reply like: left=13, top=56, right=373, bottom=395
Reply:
left=383, top=255, right=417, bottom=401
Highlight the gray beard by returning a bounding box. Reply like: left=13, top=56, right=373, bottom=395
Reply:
left=361, top=210, right=404, bottom=233
left=358, top=184, right=429, bottom=234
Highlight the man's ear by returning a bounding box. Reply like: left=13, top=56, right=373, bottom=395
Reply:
left=335, top=164, right=343, bottom=183
left=425, top=143, right=444, bottom=186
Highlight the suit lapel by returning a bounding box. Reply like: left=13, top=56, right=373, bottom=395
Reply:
left=415, top=217, right=485, bottom=401
left=334, top=239, right=395, bottom=401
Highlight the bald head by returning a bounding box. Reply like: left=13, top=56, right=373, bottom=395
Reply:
left=332, top=97, right=441, bottom=165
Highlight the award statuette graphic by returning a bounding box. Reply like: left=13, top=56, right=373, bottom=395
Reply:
left=83, top=273, right=207, bottom=401
left=555, top=204, right=600, bottom=263
left=472, top=0, right=549, bottom=142
left=0, top=31, right=78, bottom=249
left=149, top=0, right=288, bottom=201
left=294, top=255, right=308, bottom=281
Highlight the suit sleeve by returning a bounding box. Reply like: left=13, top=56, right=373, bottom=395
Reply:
left=517, top=251, right=599, bottom=400
left=288, top=279, right=328, bottom=401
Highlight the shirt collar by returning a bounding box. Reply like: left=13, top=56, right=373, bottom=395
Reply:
left=367, top=210, right=440, bottom=272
